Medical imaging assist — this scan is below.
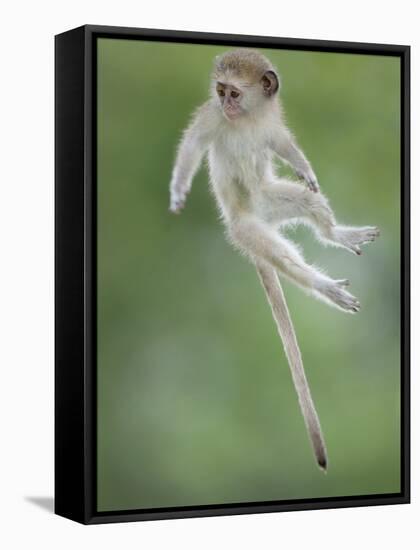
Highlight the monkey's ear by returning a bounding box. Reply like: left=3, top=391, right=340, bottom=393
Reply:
left=261, top=70, right=279, bottom=96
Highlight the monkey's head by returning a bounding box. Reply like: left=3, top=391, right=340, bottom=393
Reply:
left=212, top=49, right=280, bottom=121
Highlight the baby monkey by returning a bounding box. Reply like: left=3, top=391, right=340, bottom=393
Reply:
left=169, top=49, right=379, bottom=470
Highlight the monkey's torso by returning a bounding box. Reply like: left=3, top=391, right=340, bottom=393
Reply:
left=207, top=113, right=277, bottom=222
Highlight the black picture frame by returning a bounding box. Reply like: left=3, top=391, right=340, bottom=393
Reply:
left=55, top=24, right=410, bottom=525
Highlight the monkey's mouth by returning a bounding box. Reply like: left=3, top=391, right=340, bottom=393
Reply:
left=223, top=105, right=242, bottom=120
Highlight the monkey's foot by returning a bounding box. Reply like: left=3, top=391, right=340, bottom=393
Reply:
left=315, top=278, right=360, bottom=313
left=334, top=226, right=380, bottom=256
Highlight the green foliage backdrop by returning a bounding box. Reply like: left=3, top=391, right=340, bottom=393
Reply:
left=97, top=38, right=401, bottom=511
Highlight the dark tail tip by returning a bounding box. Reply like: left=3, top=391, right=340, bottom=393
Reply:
left=318, top=456, right=328, bottom=472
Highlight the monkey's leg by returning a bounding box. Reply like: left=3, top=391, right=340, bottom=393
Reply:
left=229, top=215, right=360, bottom=313
left=256, top=260, right=327, bottom=470
left=261, top=180, right=379, bottom=255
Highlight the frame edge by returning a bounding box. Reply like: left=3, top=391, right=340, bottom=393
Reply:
left=54, top=25, right=88, bottom=525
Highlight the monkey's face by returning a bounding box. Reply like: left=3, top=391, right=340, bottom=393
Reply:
left=216, top=81, right=244, bottom=120
left=214, top=70, right=280, bottom=121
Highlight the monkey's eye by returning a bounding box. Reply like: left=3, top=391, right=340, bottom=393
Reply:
left=230, top=90, right=240, bottom=98
left=217, top=88, right=225, bottom=97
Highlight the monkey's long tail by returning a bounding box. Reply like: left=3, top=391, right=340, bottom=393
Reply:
left=256, top=261, right=328, bottom=471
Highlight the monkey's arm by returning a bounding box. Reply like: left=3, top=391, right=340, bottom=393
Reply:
left=169, top=104, right=215, bottom=213
left=269, top=128, right=319, bottom=192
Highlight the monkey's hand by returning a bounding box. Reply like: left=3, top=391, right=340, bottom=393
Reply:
left=296, top=168, right=319, bottom=193
left=169, top=190, right=187, bottom=214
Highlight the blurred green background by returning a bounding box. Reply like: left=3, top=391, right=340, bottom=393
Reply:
left=97, top=38, right=401, bottom=512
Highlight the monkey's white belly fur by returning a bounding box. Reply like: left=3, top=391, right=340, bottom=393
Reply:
left=208, top=126, right=274, bottom=222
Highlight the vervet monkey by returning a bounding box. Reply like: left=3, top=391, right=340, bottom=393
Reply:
left=169, top=49, right=379, bottom=470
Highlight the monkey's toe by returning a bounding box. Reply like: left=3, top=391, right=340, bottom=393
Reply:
left=324, top=283, right=360, bottom=314
left=336, top=279, right=350, bottom=287
left=351, top=246, right=362, bottom=256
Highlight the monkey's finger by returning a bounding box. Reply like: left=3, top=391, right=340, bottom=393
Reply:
left=169, top=206, right=183, bottom=214
left=306, top=179, right=319, bottom=193
left=336, top=279, right=350, bottom=287
left=169, top=199, right=186, bottom=214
